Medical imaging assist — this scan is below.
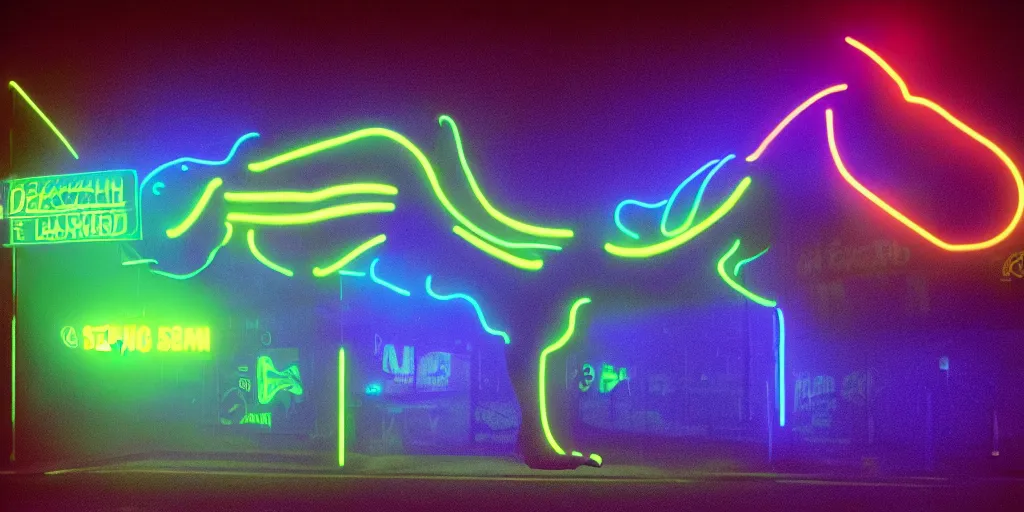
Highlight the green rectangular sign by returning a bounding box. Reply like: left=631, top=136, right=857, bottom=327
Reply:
left=6, top=169, right=141, bottom=245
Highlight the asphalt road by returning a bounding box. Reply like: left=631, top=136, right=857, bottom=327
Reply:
left=3, top=466, right=1023, bottom=512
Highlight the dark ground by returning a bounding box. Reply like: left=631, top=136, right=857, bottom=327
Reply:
left=2, top=455, right=1023, bottom=511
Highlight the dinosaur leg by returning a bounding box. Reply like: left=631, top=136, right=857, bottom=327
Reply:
left=506, top=296, right=602, bottom=470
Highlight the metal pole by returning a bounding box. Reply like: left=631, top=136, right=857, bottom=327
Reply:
left=8, top=88, right=15, bottom=464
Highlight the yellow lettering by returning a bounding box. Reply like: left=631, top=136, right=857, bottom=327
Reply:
left=171, top=326, right=183, bottom=351
left=122, top=325, right=136, bottom=354
left=183, top=328, right=197, bottom=352
left=95, top=325, right=110, bottom=352
left=110, top=177, right=124, bottom=206
left=82, top=326, right=95, bottom=350
left=9, top=185, right=25, bottom=215
left=24, top=182, right=39, bottom=213
left=108, top=325, right=123, bottom=346
left=197, top=327, right=210, bottom=353
left=158, top=326, right=172, bottom=352
left=137, top=326, right=152, bottom=352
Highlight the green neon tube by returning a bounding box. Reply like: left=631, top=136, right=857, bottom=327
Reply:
left=605, top=177, right=752, bottom=258
left=338, top=347, right=346, bottom=467
left=312, top=234, right=386, bottom=277
left=733, top=246, right=769, bottom=277
left=452, top=226, right=543, bottom=271
left=150, top=222, right=234, bottom=280
left=121, top=259, right=158, bottom=266
left=538, top=297, right=591, bottom=455
left=439, top=115, right=574, bottom=239
left=224, top=183, right=398, bottom=203
left=166, top=178, right=224, bottom=239
left=226, top=202, right=395, bottom=226
left=246, top=126, right=563, bottom=252
left=11, top=316, right=15, bottom=427
left=246, top=230, right=294, bottom=277
left=338, top=270, right=366, bottom=277
left=716, top=239, right=777, bottom=307
left=342, top=346, right=350, bottom=466
left=8, top=81, right=79, bottom=159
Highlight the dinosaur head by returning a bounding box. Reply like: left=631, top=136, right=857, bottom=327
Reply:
left=128, top=133, right=260, bottom=275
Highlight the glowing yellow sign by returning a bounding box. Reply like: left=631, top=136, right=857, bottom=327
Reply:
left=61, top=325, right=211, bottom=355
left=6, top=169, right=141, bottom=245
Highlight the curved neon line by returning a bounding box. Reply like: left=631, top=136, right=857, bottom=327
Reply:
left=246, top=127, right=563, bottom=253
left=605, top=177, right=752, bottom=258
left=425, top=275, right=510, bottom=344
left=539, top=297, right=591, bottom=455
left=246, top=230, right=294, bottom=277
left=746, top=84, right=849, bottom=163
left=452, top=226, right=544, bottom=271
left=716, top=239, right=777, bottom=307
left=776, top=307, right=786, bottom=427
left=663, top=155, right=736, bottom=237
left=658, top=159, right=721, bottom=237
left=225, top=202, right=395, bottom=226
left=614, top=199, right=667, bottom=240
left=312, top=234, right=387, bottom=277
left=829, top=37, right=1024, bottom=252
left=141, top=132, right=260, bottom=190
left=152, top=182, right=165, bottom=195
left=150, top=222, right=234, bottom=280
left=8, top=81, right=79, bottom=159
left=121, top=259, right=158, bottom=266
left=166, top=178, right=223, bottom=239
left=733, top=246, right=769, bottom=277
left=224, top=183, right=398, bottom=203
left=439, top=115, right=575, bottom=239
left=369, top=258, right=411, bottom=296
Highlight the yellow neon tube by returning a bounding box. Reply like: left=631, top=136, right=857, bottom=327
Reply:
left=312, top=234, right=387, bottom=277
left=604, top=177, right=752, bottom=258
left=226, top=202, right=394, bottom=226
left=166, top=178, right=224, bottom=239
left=452, top=226, right=543, bottom=271
left=224, top=183, right=398, bottom=203
left=8, top=81, right=79, bottom=159
left=746, top=84, right=849, bottom=163
left=247, top=127, right=563, bottom=252
left=539, top=297, right=591, bottom=455
left=439, top=115, right=574, bottom=239
left=245, top=230, right=294, bottom=277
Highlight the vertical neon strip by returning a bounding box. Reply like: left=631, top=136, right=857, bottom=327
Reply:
left=776, top=307, right=786, bottom=427
left=338, top=347, right=345, bottom=467
left=539, top=297, right=591, bottom=456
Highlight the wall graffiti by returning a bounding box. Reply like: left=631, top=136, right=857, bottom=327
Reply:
left=799, top=238, right=910, bottom=279
left=793, top=373, right=838, bottom=428
left=1002, top=250, right=1023, bottom=281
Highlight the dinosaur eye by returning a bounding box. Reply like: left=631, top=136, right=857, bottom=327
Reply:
left=152, top=181, right=166, bottom=195
left=181, top=164, right=189, bottom=171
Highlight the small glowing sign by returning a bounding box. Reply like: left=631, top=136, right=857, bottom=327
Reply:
left=6, top=169, right=141, bottom=245
left=61, top=325, right=211, bottom=355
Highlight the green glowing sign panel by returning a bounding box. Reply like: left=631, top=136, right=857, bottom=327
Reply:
left=6, top=169, right=141, bottom=245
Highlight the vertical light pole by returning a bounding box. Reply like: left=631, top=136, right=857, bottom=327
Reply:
left=338, top=346, right=345, bottom=467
